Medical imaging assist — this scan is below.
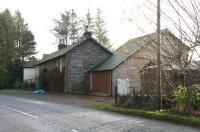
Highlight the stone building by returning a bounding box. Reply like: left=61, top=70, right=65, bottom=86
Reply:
left=36, top=32, right=112, bottom=94
left=90, top=29, right=189, bottom=95
left=35, top=29, right=190, bottom=95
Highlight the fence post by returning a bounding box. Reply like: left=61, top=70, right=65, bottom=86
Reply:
left=115, top=86, right=118, bottom=104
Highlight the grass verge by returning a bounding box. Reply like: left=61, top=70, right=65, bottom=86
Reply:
left=92, top=103, right=200, bottom=128
left=0, top=89, right=31, bottom=94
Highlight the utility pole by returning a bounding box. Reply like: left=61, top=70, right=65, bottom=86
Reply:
left=156, top=0, right=162, bottom=110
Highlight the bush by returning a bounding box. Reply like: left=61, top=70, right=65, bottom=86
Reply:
left=22, top=81, right=35, bottom=90
left=171, top=85, right=186, bottom=113
left=37, top=68, right=64, bottom=92
left=190, top=84, right=200, bottom=110
left=118, top=92, right=171, bottom=110
left=47, top=68, right=64, bottom=93
left=171, top=84, right=200, bottom=114
left=15, top=78, right=23, bottom=89
left=38, top=69, right=49, bottom=90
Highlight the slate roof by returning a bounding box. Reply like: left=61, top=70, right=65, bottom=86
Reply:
left=23, top=60, right=38, bottom=68
left=91, top=35, right=149, bottom=71
left=91, top=29, right=180, bottom=71
left=36, top=37, right=112, bottom=65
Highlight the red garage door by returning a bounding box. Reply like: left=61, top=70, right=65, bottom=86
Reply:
left=91, top=71, right=112, bottom=94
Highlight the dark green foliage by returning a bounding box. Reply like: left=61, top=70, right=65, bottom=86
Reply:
left=15, top=78, right=23, bottom=89
left=53, top=8, right=111, bottom=49
left=0, top=9, right=36, bottom=88
left=83, top=9, right=94, bottom=32
left=53, top=9, right=81, bottom=45
left=0, top=60, right=23, bottom=89
left=23, top=80, right=36, bottom=90
left=0, top=9, right=16, bottom=87
left=38, top=69, right=49, bottom=90
left=94, top=8, right=111, bottom=49
left=15, top=78, right=35, bottom=90
left=171, top=84, right=200, bottom=113
left=14, top=10, right=36, bottom=62
left=47, top=68, right=64, bottom=93
left=118, top=92, right=171, bottom=110
left=38, top=68, right=64, bottom=93
left=8, top=60, right=23, bottom=84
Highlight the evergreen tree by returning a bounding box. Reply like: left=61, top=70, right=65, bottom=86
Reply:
left=53, top=9, right=81, bottom=45
left=69, top=9, right=81, bottom=43
left=94, top=8, right=111, bottom=49
left=0, top=9, right=16, bottom=85
left=83, top=9, right=94, bottom=32
left=14, top=10, right=36, bottom=62
left=0, top=9, right=36, bottom=87
left=53, top=11, right=71, bottom=45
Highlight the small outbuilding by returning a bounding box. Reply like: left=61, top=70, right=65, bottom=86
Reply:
left=23, top=60, right=38, bottom=83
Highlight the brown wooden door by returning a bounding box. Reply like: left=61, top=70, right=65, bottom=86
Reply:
left=91, top=71, right=111, bottom=94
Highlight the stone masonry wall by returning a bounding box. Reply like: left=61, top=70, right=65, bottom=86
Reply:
left=67, top=40, right=111, bottom=94
left=39, top=56, right=66, bottom=72
left=112, top=47, right=156, bottom=95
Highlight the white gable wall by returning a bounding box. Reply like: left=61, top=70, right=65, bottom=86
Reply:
left=23, top=68, right=36, bottom=82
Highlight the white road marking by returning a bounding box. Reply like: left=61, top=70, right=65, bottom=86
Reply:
left=1, top=105, right=39, bottom=119
left=70, top=129, right=79, bottom=132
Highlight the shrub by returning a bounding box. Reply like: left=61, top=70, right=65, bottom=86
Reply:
left=15, top=78, right=23, bottom=89
left=22, top=81, right=35, bottom=90
left=189, top=84, right=200, bottom=110
left=38, top=69, right=49, bottom=90
left=47, top=68, right=64, bottom=93
left=171, top=85, right=186, bottom=113
left=118, top=92, right=171, bottom=110
left=37, top=68, right=65, bottom=92
left=171, top=84, right=200, bottom=113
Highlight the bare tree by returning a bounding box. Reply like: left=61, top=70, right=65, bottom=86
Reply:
left=132, top=0, right=200, bottom=90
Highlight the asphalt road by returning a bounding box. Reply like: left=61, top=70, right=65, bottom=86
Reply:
left=0, top=94, right=199, bottom=132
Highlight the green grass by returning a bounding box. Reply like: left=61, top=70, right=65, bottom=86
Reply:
left=0, top=89, right=31, bottom=94
left=92, top=103, right=200, bottom=128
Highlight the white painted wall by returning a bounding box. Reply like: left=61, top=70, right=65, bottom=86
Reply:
left=23, top=68, right=36, bottom=82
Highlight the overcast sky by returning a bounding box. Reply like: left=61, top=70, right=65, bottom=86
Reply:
left=0, top=0, right=187, bottom=59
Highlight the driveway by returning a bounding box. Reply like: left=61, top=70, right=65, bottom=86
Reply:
left=0, top=91, right=114, bottom=107
left=0, top=94, right=199, bottom=132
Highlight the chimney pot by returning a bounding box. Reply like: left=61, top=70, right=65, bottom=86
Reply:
left=83, top=31, right=92, bottom=38
left=58, top=44, right=66, bottom=50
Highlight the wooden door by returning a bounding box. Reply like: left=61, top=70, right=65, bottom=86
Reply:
left=91, top=71, right=111, bottom=94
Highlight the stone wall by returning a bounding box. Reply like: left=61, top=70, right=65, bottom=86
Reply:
left=140, top=68, right=174, bottom=96
left=111, top=32, right=188, bottom=95
left=112, top=47, right=156, bottom=95
left=67, top=40, right=111, bottom=94
left=185, top=70, right=200, bottom=86
left=38, top=56, right=66, bottom=92
left=39, top=56, right=66, bottom=72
